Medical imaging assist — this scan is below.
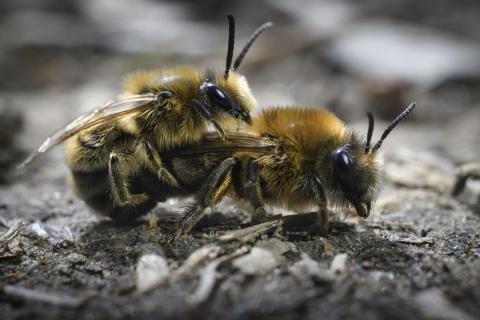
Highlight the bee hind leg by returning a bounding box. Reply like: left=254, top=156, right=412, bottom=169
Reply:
left=108, top=152, right=148, bottom=207
left=143, top=139, right=179, bottom=187
left=173, top=158, right=236, bottom=240
left=244, top=157, right=267, bottom=224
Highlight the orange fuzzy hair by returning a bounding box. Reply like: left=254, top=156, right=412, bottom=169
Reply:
left=252, top=107, right=347, bottom=153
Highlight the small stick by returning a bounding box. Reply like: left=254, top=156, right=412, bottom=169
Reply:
left=188, top=246, right=249, bottom=305
left=0, top=221, right=26, bottom=247
left=175, top=245, right=222, bottom=278
left=217, top=218, right=283, bottom=243
left=2, top=285, right=85, bottom=308
left=392, top=236, right=435, bottom=245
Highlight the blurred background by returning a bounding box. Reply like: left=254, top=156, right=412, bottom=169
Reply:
left=1, top=0, right=480, bottom=178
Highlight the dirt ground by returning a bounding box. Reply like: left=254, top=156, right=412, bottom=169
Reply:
left=1, top=1, right=480, bottom=319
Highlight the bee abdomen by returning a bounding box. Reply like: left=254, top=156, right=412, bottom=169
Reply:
left=69, top=168, right=166, bottom=222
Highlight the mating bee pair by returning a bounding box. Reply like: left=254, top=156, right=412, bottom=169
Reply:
left=21, top=15, right=415, bottom=239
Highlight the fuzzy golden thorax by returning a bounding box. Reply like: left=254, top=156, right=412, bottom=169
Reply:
left=251, top=107, right=380, bottom=217
left=122, top=67, right=256, bottom=150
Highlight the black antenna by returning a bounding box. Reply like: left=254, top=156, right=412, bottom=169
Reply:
left=364, top=112, right=375, bottom=154
left=233, top=21, right=273, bottom=71
left=372, top=102, right=416, bottom=153
left=224, top=14, right=235, bottom=79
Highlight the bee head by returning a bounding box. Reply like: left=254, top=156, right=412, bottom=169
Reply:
left=196, top=15, right=272, bottom=124
left=329, top=102, right=416, bottom=218
left=330, top=144, right=379, bottom=218
left=199, top=78, right=252, bottom=124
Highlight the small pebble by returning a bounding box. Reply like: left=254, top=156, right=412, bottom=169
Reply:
left=289, top=253, right=333, bottom=283
left=232, top=248, right=278, bottom=276
left=136, top=254, right=169, bottom=293
left=329, top=253, right=348, bottom=276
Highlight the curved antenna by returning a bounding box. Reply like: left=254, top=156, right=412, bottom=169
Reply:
left=372, top=102, right=416, bottom=153
left=233, top=21, right=273, bottom=71
left=224, top=14, right=235, bottom=79
left=364, top=112, right=375, bottom=154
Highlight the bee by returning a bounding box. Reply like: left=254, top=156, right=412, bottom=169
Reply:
left=19, top=15, right=273, bottom=222
left=166, top=102, right=416, bottom=238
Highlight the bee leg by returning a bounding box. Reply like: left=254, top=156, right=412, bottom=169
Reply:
left=311, top=176, right=329, bottom=236
left=316, top=208, right=329, bottom=237
left=109, top=152, right=148, bottom=207
left=174, top=158, right=236, bottom=240
left=452, top=163, right=480, bottom=196
left=210, top=120, right=227, bottom=140
left=244, top=158, right=267, bottom=224
left=143, top=139, right=180, bottom=187
left=190, top=99, right=226, bottom=140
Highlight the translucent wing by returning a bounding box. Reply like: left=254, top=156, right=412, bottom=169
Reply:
left=170, top=132, right=276, bottom=157
left=18, top=93, right=159, bottom=168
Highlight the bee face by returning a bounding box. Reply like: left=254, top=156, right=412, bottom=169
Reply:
left=199, top=79, right=250, bottom=123
left=200, top=71, right=255, bottom=124
left=329, top=144, right=379, bottom=218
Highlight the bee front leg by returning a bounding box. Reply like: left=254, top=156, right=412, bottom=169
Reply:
left=452, top=163, right=480, bottom=196
left=143, top=139, right=179, bottom=187
left=190, top=99, right=226, bottom=140
left=173, top=158, right=236, bottom=240
left=108, top=152, right=148, bottom=207
left=244, top=158, right=267, bottom=224
left=311, top=176, right=329, bottom=236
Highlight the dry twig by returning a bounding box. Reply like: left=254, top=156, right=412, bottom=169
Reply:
left=2, top=285, right=85, bottom=308
left=0, top=221, right=26, bottom=247
left=188, top=246, right=250, bottom=305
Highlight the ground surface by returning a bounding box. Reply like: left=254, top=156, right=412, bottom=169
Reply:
left=1, top=1, right=480, bottom=319
left=1, top=128, right=479, bottom=320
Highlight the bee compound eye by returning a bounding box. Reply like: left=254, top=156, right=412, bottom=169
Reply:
left=334, top=150, right=352, bottom=171
left=158, top=91, right=173, bottom=99
left=333, top=148, right=357, bottom=192
left=202, top=82, right=232, bottom=110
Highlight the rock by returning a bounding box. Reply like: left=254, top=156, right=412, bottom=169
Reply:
left=414, top=289, right=476, bottom=320
left=85, top=262, right=103, bottom=274
left=329, top=253, right=348, bottom=276
left=136, top=254, right=169, bottom=293
left=66, top=253, right=86, bottom=265
left=256, top=238, right=297, bottom=256
left=384, top=148, right=454, bottom=192
left=28, top=221, right=74, bottom=245
left=232, top=247, right=279, bottom=276
left=289, top=253, right=333, bottom=283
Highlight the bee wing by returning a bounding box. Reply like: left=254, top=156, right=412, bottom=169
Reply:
left=18, top=93, right=158, bottom=168
left=172, top=133, right=276, bottom=156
